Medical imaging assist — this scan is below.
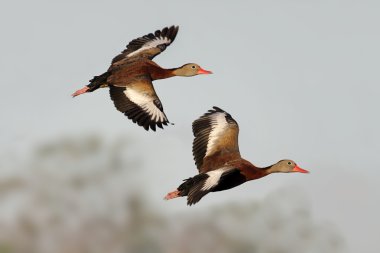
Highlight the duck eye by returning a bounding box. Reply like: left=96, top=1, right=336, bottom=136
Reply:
left=191, top=65, right=196, bottom=69
left=287, top=162, right=292, bottom=165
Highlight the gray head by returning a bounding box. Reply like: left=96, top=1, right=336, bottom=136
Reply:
left=174, top=63, right=213, bottom=77
left=269, top=159, right=309, bottom=173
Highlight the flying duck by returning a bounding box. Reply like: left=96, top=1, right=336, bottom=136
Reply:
left=165, top=106, right=309, bottom=205
left=72, top=26, right=212, bottom=131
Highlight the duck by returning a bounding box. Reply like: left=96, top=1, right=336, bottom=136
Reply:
left=165, top=106, right=309, bottom=205
left=72, top=26, right=212, bottom=131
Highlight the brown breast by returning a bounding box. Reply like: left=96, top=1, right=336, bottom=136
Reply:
left=228, top=159, right=269, bottom=181
left=107, top=59, right=152, bottom=87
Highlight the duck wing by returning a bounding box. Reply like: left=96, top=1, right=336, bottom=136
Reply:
left=109, top=78, right=170, bottom=131
left=192, top=106, right=241, bottom=173
left=111, top=26, right=179, bottom=66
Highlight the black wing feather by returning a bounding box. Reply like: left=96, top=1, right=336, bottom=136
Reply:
left=192, top=106, right=239, bottom=169
left=111, top=25, right=179, bottom=64
left=109, top=86, right=170, bottom=131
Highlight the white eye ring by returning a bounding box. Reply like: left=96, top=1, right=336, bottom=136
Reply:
left=288, top=162, right=292, bottom=165
left=191, top=65, right=196, bottom=69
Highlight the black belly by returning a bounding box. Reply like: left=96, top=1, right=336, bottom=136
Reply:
left=211, top=169, right=247, bottom=192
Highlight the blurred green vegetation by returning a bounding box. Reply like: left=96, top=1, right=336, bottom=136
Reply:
left=0, top=135, right=344, bottom=253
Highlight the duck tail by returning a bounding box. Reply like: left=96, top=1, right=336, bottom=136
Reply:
left=164, top=189, right=181, bottom=200
left=164, top=173, right=210, bottom=206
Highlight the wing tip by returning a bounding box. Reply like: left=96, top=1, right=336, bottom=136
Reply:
left=158, top=25, right=179, bottom=42
left=141, top=120, right=171, bottom=132
left=210, top=106, right=226, bottom=113
left=209, top=106, right=236, bottom=125
left=193, top=106, right=229, bottom=126
left=147, top=119, right=172, bottom=131
left=121, top=107, right=171, bottom=132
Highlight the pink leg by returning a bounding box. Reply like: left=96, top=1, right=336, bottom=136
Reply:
left=72, top=86, right=90, bottom=97
left=164, top=190, right=180, bottom=200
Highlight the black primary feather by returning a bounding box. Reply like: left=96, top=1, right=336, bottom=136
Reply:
left=111, top=26, right=179, bottom=63
left=109, top=86, right=170, bottom=131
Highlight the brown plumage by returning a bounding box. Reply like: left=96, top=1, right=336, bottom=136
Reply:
left=72, top=26, right=212, bottom=131
left=165, top=106, right=309, bottom=205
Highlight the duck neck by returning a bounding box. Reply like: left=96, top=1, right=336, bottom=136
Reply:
left=243, top=164, right=273, bottom=181
left=150, top=67, right=177, bottom=80
left=262, top=163, right=279, bottom=174
left=171, top=67, right=189, bottom=77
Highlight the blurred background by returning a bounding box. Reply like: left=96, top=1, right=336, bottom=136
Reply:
left=0, top=0, right=379, bottom=252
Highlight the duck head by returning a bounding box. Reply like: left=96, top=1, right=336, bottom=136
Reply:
left=173, top=63, right=212, bottom=77
left=269, top=160, right=309, bottom=174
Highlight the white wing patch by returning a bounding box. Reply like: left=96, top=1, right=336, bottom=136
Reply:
left=201, top=167, right=229, bottom=191
left=127, top=37, right=171, bottom=58
left=124, top=89, right=166, bottom=122
left=205, top=112, right=229, bottom=156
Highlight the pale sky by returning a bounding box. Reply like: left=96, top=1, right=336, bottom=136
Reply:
left=1, top=1, right=379, bottom=252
